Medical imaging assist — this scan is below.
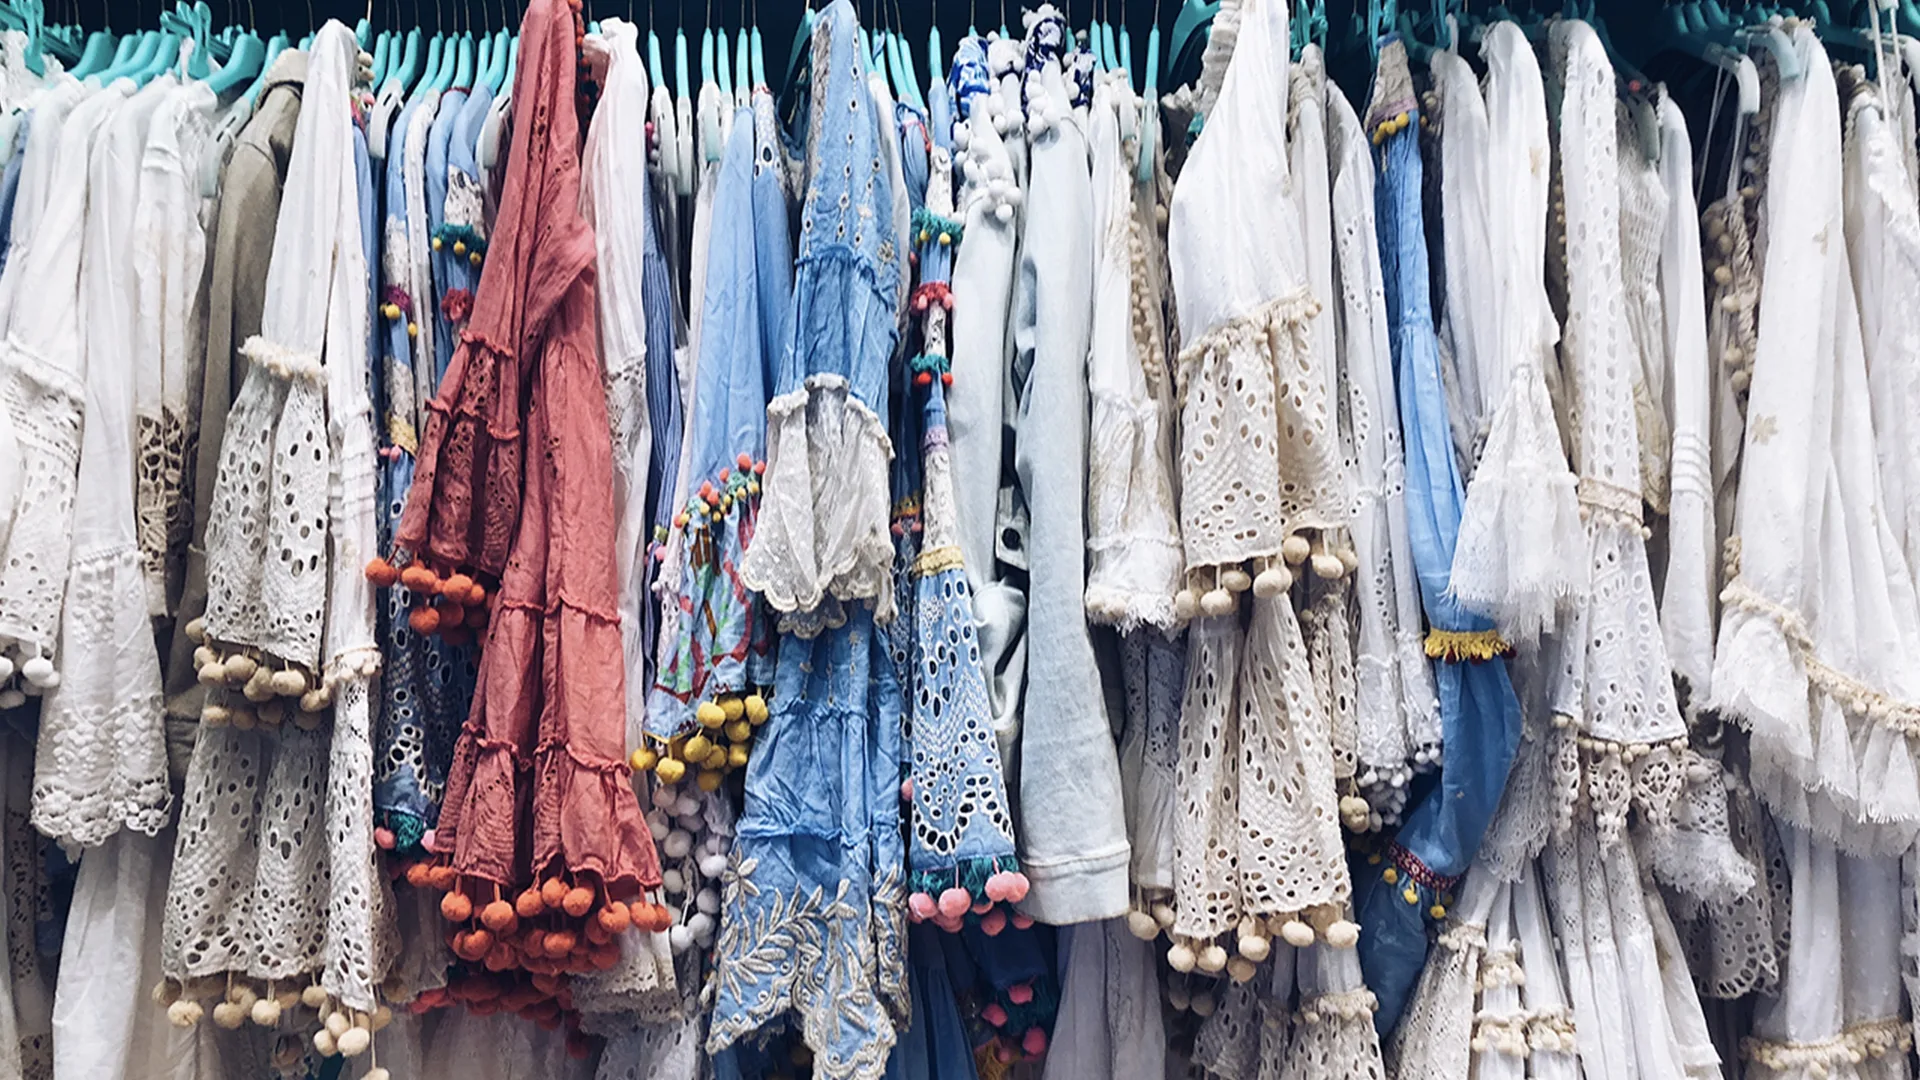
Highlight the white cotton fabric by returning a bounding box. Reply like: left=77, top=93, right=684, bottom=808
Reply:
left=1656, top=91, right=1716, bottom=712
left=1431, top=48, right=1498, bottom=466
left=1447, top=24, right=1585, bottom=644
left=1083, top=71, right=1182, bottom=632
left=583, top=19, right=658, bottom=750
left=1325, top=80, right=1438, bottom=790
left=1713, top=31, right=1920, bottom=856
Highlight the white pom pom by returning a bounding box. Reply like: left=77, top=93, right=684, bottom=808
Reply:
left=663, top=829, right=694, bottom=859
left=650, top=786, right=677, bottom=811
left=1166, top=941, right=1196, bottom=972
left=0, top=654, right=14, bottom=681
left=695, top=888, right=721, bottom=915
left=1220, top=567, right=1252, bottom=592
left=674, top=794, right=701, bottom=817
left=1172, top=589, right=1198, bottom=620
left=167, top=1000, right=204, bottom=1028
left=1126, top=909, right=1159, bottom=940
left=1151, top=902, right=1176, bottom=929
left=20, top=656, right=55, bottom=687
left=363, top=1070, right=392, bottom=1080
left=1311, top=553, right=1344, bottom=580
left=698, top=853, right=729, bottom=879
left=686, top=911, right=715, bottom=938
left=1237, top=933, right=1270, bottom=962
left=251, top=997, right=282, bottom=1026
left=1325, top=920, right=1361, bottom=949
left=668, top=924, right=694, bottom=953
left=1199, top=589, right=1235, bottom=616
left=337, top=1026, right=371, bottom=1057
left=185, top=617, right=207, bottom=643
left=313, top=1028, right=337, bottom=1056
left=1252, top=566, right=1292, bottom=598
left=325, top=1011, right=350, bottom=1037
left=370, top=1005, right=393, bottom=1031
left=300, top=984, right=331, bottom=1009
left=1190, top=992, right=1216, bottom=1017
left=1279, top=920, right=1316, bottom=947
left=1281, top=534, right=1312, bottom=565
left=645, top=810, right=670, bottom=842
left=1196, top=944, right=1228, bottom=973
left=661, top=868, right=686, bottom=894
left=995, top=203, right=1014, bottom=223
left=211, top=1001, right=246, bottom=1029
left=1226, top=956, right=1258, bottom=983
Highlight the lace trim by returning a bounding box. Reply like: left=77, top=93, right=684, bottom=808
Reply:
left=1424, top=628, right=1512, bottom=662
left=1473, top=1009, right=1577, bottom=1056
left=1575, top=475, right=1645, bottom=529
left=911, top=544, right=963, bottom=578
left=1297, top=987, right=1378, bottom=1023
left=238, top=336, right=325, bottom=383
left=1741, top=1018, right=1913, bottom=1071
left=1175, top=289, right=1322, bottom=371
left=1721, top=577, right=1920, bottom=736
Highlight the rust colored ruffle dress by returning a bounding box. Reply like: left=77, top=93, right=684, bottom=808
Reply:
left=393, top=0, right=660, bottom=909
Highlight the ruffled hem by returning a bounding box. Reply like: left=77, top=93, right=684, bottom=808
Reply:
left=1085, top=576, right=1182, bottom=633
left=1448, top=369, right=1586, bottom=643
left=238, top=334, right=325, bottom=383
left=1715, top=579, right=1920, bottom=855
left=741, top=374, right=897, bottom=624
left=1646, top=818, right=1757, bottom=901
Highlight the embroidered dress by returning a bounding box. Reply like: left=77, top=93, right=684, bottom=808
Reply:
left=1168, top=0, right=1348, bottom=617
left=399, top=0, right=661, bottom=937
left=1326, top=77, right=1438, bottom=822
left=1351, top=36, right=1522, bottom=1037
left=1444, top=24, right=1585, bottom=645
left=1712, top=26, right=1920, bottom=857
left=738, top=1, right=900, bottom=626
left=898, top=79, right=1023, bottom=928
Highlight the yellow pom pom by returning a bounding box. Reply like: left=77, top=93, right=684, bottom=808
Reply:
left=696, top=769, right=724, bottom=792
left=468, top=251, right=482, bottom=266
left=720, top=697, right=745, bottom=721
left=703, top=745, right=728, bottom=770
left=381, top=302, right=401, bottom=320
left=725, top=719, right=751, bottom=742
left=745, top=694, right=770, bottom=724
left=432, top=236, right=444, bottom=251
left=655, top=757, right=687, bottom=784
left=695, top=701, right=727, bottom=728
left=629, top=747, right=658, bottom=773
left=406, top=322, right=419, bottom=338
left=1429, top=904, right=1447, bottom=920
left=1403, top=886, right=1419, bottom=905
left=452, top=240, right=468, bottom=256
left=727, top=744, right=750, bottom=767
left=683, top=734, right=713, bottom=761
left=1382, top=867, right=1398, bottom=885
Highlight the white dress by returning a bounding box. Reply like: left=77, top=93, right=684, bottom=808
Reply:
left=1325, top=75, right=1438, bottom=811
left=1712, top=27, right=1920, bottom=857
left=1445, top=24, right=1585, bottom=646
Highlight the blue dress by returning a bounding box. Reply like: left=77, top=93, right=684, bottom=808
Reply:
left=1352, top=37, right=1523, bottom=1036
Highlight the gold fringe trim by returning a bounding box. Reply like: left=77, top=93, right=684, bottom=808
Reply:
left=912, top=544, right=964, bottom=578
left=1424, top=628, right=1513, bottom=663
left=387, top=416, right=418, bottom=456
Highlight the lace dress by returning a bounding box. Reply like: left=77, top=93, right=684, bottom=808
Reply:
left=1168, top=0, right=1351, bottom=619
left=1445, top=24, right=1585, bottom=645
left=1351, top=35, right=1522, bottom=1036
left=1712, top=27, right=1920, bottom=857
left=1083, top=67, right=1182, bottom=632
left=1161, top=0, right=1356, bottom=979
left=1326, top=76, right=1438, bottom=818
left=398, top=0, right=661, bottom=953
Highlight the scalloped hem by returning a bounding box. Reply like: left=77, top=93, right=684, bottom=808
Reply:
left=1646, top=825, right=1757, bottom=903
left=741, top=375, right=897, bottom=625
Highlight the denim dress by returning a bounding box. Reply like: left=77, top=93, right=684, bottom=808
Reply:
left=706, top=6, right=913, bottom=1078
left=1351, top=37, right=1522, bottom=1036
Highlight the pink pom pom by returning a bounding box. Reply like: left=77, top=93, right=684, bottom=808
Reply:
left=980, top=909, right=1008, bottom=936
left=971, top=897, right=993, bottom=915
left=907, top=892, right=937, bottom=921
left=995, top=1041, right=1017, bottom=1064
left=935, top=912, right=965, bottom=934
left=899, top=778, right=914, bottom=801
left=1002, top=872, right=1031, bottom=903
left=1007, top=981, right=1033, bottom=1005
left=937, top=887, right=971, bottom=919
left=981, top=1003, right=1007, bottom=1027
left=374, top=827, right=396, bottom=850
left=983, top=872, right=1012, bottom=902
left=422, top=829, right=438, bottom=850
left=1022, top=1028, right=1048, bottom=1056
left=1012, top=913, right=1035, bottom=930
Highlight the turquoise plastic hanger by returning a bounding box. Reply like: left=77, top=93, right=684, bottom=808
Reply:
left=488, top=28, right=508, bottom=90
left=1119, top=24, right=1133, bottom=85
left=750, top=27, right=766, bottom=90
left=927, top=24, right=943, bottom=85
left=1092, top=19, right=1107, bottom=69
left=415, top=34, right=442, bottom=93
left=648, top=26, right=666, bottom=87
left=732, top=24, right=747, bottom=103
left=700, top=26, right=714, bottom=93
left=206, top=29, right=261, bottom=93
left=133, top=32, right=180, bottom=85
left=453, top=30, right=473, bottom=89
left=168, top=2, right=211, bottom=80
left=67, top=29, right=114, bottom=77
left=370, top=31, right=390, bottom=85
left=474, top=33, right=490, bottom=88
left=784, top=3, right=815, bottom=93
left=1103, top=21, right=1120, bottom=72
left=427, top=34, right=454, bottom=93
left=1136, top=22, right=1158, bottom=182
left=898, top=30, right=924, bottom=106
left=101, top=30, right=158, bottom=82
left=1167, top=0, right=1219, bottom=81
left=354, top=17, right=369, bottom=47
left=393, top=29, right=422, bottom=90
left=243, top=30, right=286, bottom=102
left=675, top=28, right=690, bottom=104
left=717, top=27, right=732, bottom=103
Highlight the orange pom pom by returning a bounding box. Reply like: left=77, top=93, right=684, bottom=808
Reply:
left=522, top=929, right=547, bottom=957
left=465, top=582, right=488, bottom=607
left=597, top=901, right=632, bottom=935
left=464, top=976, right=501, bottom=1002
left=399, top=565, right=438, bottom=593
left=364, top=557, right=400, bottom=586
left=450, top=931, right=479, bottom=961
left=535, top=1011, right=563, bottom=1031
left=404, top=863, right=432, bottom=888
left=562, top=887, right=595, bottom=918
left=530, top=972, right=562, bottom=995
left=544, top=930, right=577, bottom=958
left=426, top=865, right=458, bottom=891
left=584, top=920, right=611, bottom=946
left=515, top=888, right=546, bottom=919
left=644, top=903, right=672, bottom=932
left=480, top=900, right=517, bottom=932
left=442, top=574, right=475, bottom=600
left=441, top=891, right=474, bottom=923
left=437, top=602, right=467, bottom=629
left=464, top=927, right=495, bottom=958
left=408, top=606, right=441, bottom=634
left=590, top=943, right=620, bottom=969
left=540, top=879, right=569, bottom=909
left=483, top=941, right=516, bottom=971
